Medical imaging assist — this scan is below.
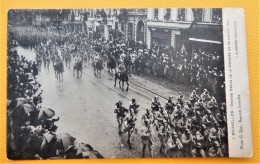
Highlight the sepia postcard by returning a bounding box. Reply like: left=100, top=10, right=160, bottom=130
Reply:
left=6, top=8, right=252, bottom=159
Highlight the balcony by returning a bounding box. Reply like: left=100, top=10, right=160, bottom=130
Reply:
left=127, top=9, right=147, bottom=16
left=146, top=20, right=222, bottom=30
left=147, top=18, right=222, bottom=26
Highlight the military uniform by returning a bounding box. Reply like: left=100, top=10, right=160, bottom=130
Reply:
left=114, top=102, right=128, bottom=134
left=141, top=124, right=154, bottom=157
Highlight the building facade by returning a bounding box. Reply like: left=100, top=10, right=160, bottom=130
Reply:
left=62, top=9, right=85, bottom=34
left=121, top=9, right=147, bottom=43
left=61, top=8, right=223, bottom=53
left=146, top=8, right=223, bottom=50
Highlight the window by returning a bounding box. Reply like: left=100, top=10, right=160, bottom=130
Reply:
left=177, top=8, right=185, bottom=21
left=165, top=8, right=171, bottom=21
left=154, top=8, right=158, bottom=20
left=121, top=23, right=125, bottom=31
left=114, top=9, right=118, bottom=16
left=212, top=8, right=222, bottom=23
left=196, top=9, right=203, bottom=22
left=108, top=9, right=111, bottom=18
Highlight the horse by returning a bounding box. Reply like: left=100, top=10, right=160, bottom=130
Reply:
left=65, top=53, right=72, bottom=69
left=35, top=56, right=42, bottom=72
left=83, top=54, right=88, bottom=67
left=73, top=59, right=83, bottom=79
left=107, top=56, right=116, bottom=74
left=134, top=58, right=142, bottom=75
left=114, top=70, right=129, bottom=91
left=53, top=60, right=64, bottom=82
left=93, top=59, right=103, bottom=78
left=124, top=55, right=132, bottom=74
left=50, top=54, right=56, bottom=66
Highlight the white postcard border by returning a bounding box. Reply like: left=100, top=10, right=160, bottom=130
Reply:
left=223, top=8, right=253, bottom=158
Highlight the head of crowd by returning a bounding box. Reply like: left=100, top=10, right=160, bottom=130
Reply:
left=7, top=35, right=104, bottom=160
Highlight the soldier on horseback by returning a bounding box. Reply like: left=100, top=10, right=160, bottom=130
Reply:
left=114, top=60, right=129, bottom=91
left=118, top=62, right=126, bottom=74
left=73, top=54, right=83, bottom=78
left=94, top=53, right=101, bottom=64
left=93, top=53, right=103, bottom=78
left=53, top=55, right=64, bottom=82
left=74, top=54, right=82, bottom=62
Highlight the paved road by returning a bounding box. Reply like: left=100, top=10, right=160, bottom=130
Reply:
left=17, top=46, right=175, bottom=158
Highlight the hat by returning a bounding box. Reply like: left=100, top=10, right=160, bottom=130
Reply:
left=201, top=124, right=207, bottom=129
left=196, top=111, right=201, bottom=115
left=172, top=132, right=178, bottom=136
left=214, top=141, right=220, bottom=147
left=207, top=110, right=212, bottom=114
left=196, top=143, right=202, bottom=148
left=185, top=129, right=190, bottom=134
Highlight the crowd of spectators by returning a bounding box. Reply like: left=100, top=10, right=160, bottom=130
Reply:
left=88, top=31, right=225, bottom=102
left=7, top=35, right=103, bottom=159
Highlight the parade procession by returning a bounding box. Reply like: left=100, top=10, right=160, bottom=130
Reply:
left=7, top=8, right=228, bottom=159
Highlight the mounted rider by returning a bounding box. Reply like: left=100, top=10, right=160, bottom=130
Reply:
left=55, top=55, right=62, bottom=64
left=74, top=53, right=81, bottom=62
left=118, top=61, right=126, bottom=74
left=94, top=53, right=101, bottom=63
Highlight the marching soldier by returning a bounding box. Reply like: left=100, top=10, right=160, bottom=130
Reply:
left=191, top=130, right=206, bottom=157
left=165, top=96, right=175, bottom=115
left=151, top=96, right=162, bottom=113
left=181, top=129, right=193, bottom=157
left=114, top=101, right=128, bottom=135
left=189, top=90, right=199, bottom=106
left=208, top=141, right=224, bottom=157
left=141, top=120, right=154, bottom=157
left=141, top=109, right=154, bottom=126
left=166, top=132, right=183, bottom=157
left=129, top=98, right=140, bottom=115
left=121, top=108, right=137, bottom=149
left=177, top=92, right=184, bottom=107
left=158, top=120, right=168, bottom=155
